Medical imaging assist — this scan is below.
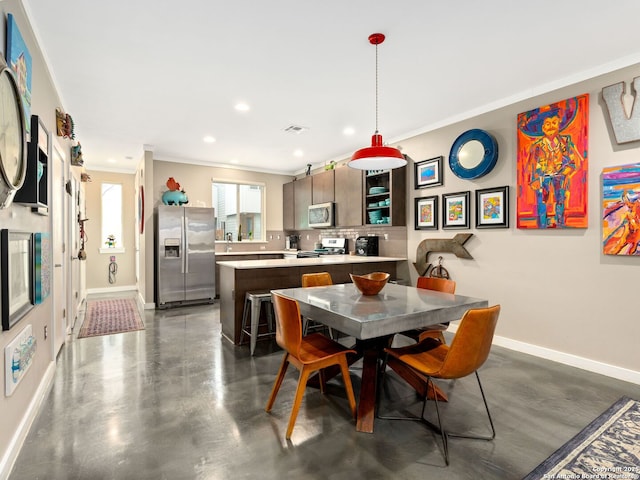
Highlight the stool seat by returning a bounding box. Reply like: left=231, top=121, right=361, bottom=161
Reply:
left=240, top=291, right=275, bottom=355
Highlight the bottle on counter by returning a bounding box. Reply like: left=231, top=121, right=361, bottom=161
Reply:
left=238, top=224, right=242, bottom=241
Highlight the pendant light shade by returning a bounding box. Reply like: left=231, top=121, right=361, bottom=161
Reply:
left=349, top=33, right=406, bottom=170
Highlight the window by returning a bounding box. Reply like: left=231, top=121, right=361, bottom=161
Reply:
left=212, top=181, right=265, bottom=241
left=101, top=183, right=123, bottom=251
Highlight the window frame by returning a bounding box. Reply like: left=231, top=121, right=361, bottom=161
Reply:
left=99, top=182, right=125, bottom=254
left=212, top=179, right=266, bottom=243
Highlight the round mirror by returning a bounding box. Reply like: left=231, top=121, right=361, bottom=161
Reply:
left=449, top=129, right=498, bottom=180
left=458, top=140, right=485, bottom=169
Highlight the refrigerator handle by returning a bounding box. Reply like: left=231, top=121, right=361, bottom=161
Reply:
left=183, top=214, right=189, bottom=274
left=180, top=215, right=188, bottom=273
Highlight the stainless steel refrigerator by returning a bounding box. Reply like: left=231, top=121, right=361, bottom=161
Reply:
left=156, top=206, right=216, bottom=308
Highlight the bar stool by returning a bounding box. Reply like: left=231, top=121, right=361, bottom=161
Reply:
left=240, top=291, right=275, bottom=355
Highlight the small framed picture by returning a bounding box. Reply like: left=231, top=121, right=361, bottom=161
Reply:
left=414, top=156, right=444, bottom=189
left=476, top=186, right=509, bottom=228
left=414, top=196, right=438, bottom=230
left=1, top=230, right=34, bottom=331
left=442, top=191, right=470, bottom=229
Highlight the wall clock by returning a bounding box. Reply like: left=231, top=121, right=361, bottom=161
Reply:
left=448, top=129, right=498, bottom=180
left=0, top=56, right=27, bottom=208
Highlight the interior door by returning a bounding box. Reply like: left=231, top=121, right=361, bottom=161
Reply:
left=51, top=141, right=67, bottom=356
left=68, top=173, right=81, bottom=330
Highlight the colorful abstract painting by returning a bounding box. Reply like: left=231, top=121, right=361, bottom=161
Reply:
left=602, top=163, right=640, bottom=255
left=516, top=94, right=589, bottom=229
left=6, top=14, right=32, bottom=133
left=33, top=232, right=50, bottom=303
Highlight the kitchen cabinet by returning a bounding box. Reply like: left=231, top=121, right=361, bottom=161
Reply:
left=283, top=181, right=294, bottom=230
left=334, top=166, right=363, bottom=226
left=15, top=115, right=48, bottom=214
left=312, top=169, right=334, bottom=204
left=364, top=166, right=407, bottom=226
left=293, top=176, right=312, bottom=229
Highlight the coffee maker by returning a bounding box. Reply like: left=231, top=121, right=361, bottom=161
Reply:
left=355, top=236, right=379, bottom=256
left=285, top=234, right=299, bottom=250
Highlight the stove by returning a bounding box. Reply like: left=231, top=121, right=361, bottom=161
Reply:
left=316, top=237, right=348, bottom=255
left=297, top=237, right=348, bottom=258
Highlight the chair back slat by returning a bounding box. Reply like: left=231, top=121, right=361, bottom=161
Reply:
left=272, top=293, right=302, bottom=356
left=437, top=305, right=500, bottom=378
left=417, top=276, right=456, bottom=294
left=301, top=272, right=333, bottom=287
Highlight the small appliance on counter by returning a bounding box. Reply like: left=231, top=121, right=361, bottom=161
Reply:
left=355, top=235, right=379, bottom=256
left=285, top=234, right=299, bottom=250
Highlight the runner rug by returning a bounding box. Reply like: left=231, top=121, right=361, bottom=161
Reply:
left=523, top=396, right=640, bottom=479
left=77, top=298, right=144, bottom=338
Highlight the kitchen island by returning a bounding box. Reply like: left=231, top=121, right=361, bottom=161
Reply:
left=217, top=255, right=406, bottom=345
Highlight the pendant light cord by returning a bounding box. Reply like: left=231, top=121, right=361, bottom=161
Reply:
left=375, top=42, right=379, bottom=134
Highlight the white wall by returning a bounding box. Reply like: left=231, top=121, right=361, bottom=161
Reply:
left=399, top=63, right=640, bottom=379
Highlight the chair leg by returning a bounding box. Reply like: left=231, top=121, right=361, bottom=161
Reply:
left=250, top=298, right=261, bottom=356
left=265, top=353, right=290, bottom=412
left=428, top=377, right=450, bottom=465
left=446, top=371, right=496, bottom=441
left=423, top=371, right=496, bottom=465
left=286, top=367, right=312, bottom=439
left=338, top=357, right=357, bottom=419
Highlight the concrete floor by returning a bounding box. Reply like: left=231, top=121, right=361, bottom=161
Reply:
left=9, top=296, right=640, bottom=479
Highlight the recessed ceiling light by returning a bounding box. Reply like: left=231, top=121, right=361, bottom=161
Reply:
left=235, top=102, right=250, bottom=112
left=107, top=158, right=117, bottom=163
left=343, top=126, right=355, bottom=136
left=203, top=136, right=216, bottom=143
left=293, top=149, right=304, bottom=157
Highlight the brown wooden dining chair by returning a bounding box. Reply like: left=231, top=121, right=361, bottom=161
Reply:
left=265, top=293, right=357, bottom=439
left=397, top=276, right=457, bottom=344
left=301, top=272, right=334, bottom=339
left=378, top=304, right=501, bottom=465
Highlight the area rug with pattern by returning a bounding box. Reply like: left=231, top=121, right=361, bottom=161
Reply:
left=77, top=298, right=145, bottom=338
left=523, top=396, right=640, bottom=479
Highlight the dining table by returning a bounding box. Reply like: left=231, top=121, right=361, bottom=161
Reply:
left=271, top=282, right=488, bottom=433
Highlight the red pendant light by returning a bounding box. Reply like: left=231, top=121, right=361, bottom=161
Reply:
left=349, top=33, right=406, bottom=170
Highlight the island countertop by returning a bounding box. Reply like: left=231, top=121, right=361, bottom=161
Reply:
left=216, top=254, right=406, bottom=270
left=218, top=254, right=407, bottom=345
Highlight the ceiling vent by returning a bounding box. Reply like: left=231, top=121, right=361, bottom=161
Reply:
left=284, top=125, right=309, bottom=134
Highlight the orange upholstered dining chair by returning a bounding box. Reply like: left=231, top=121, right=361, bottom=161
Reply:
left=265, top=293, right=357, bottom=439
left=397, top=276, right=457, bottom=344
left=301, top=272, right=334, bottom=338
left=378, top=305, right=501, bottom=465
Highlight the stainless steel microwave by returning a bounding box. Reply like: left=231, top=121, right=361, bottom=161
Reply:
left=308, top=202, right=334, bottom=228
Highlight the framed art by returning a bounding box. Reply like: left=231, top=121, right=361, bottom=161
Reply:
left=602, top=162, right=640, bottom=255
left=6, top=14, right=32, bottom=134
left=1, top=230, right=34, bottom=331
left=442, top=191, right=470, bottom=229
left=415, top=195, right=438, bottom=230
left=414, top=156, right=443, bottom=189
left=476, top=186, right=509, bottom=228
left=33, top=232, right=51, bottom=304
left=516, top=94, right=589, bottom=229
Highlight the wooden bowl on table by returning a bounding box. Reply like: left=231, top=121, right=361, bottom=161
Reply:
left=349, top=272, right=390, bottom=295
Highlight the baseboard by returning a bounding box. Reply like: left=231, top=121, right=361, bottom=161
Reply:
left=447, top=324, right=640, bottom=385
left=0, top=362, right=56, bottom=480
left=86, top=285, right=137, bottom=295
